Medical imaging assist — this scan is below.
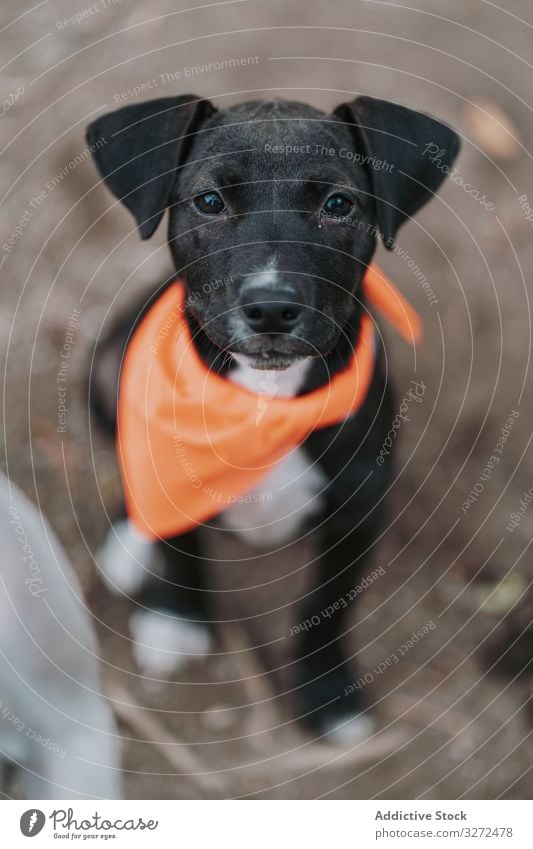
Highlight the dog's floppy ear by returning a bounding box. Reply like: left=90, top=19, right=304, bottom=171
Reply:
left=333, top=96, right=460, bottom=248
left=86, top=95, right=216, bottom=239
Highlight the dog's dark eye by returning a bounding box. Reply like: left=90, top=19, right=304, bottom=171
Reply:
left=194, top=191, right=225, bottom=215
left=323, top=193, right=353, bottom=216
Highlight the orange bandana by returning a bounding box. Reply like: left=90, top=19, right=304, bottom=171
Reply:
left=117, top=264, right=421, bottom=540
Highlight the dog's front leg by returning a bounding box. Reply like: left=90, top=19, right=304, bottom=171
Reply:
left=293, top=501, right=388, bottom=744
left=129, top=528, right=213, bottom=677
left=290, top=402, right=393, bottom=745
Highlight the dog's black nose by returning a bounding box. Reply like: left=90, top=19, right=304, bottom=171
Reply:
left=240, top=288, right=303, bottom=334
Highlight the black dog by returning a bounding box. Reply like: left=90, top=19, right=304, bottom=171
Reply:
left=87, top=94, right=458, bottom=743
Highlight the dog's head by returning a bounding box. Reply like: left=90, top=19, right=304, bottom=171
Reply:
left=87, top=95, right=459, bottom=370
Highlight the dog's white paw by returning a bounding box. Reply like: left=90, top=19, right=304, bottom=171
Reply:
left=130, top=609, right=212, bottom=676
left=97, top=519, right=163, bottom=596
left=322, top=712, right=375, bottom=747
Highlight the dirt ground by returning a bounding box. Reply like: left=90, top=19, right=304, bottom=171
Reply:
left=1, top=0, right=533, bottom=799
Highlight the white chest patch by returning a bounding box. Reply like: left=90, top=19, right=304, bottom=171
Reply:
left=218, top=357, right=328, bottom=547
left=230, top=354, right=312, bottom=398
